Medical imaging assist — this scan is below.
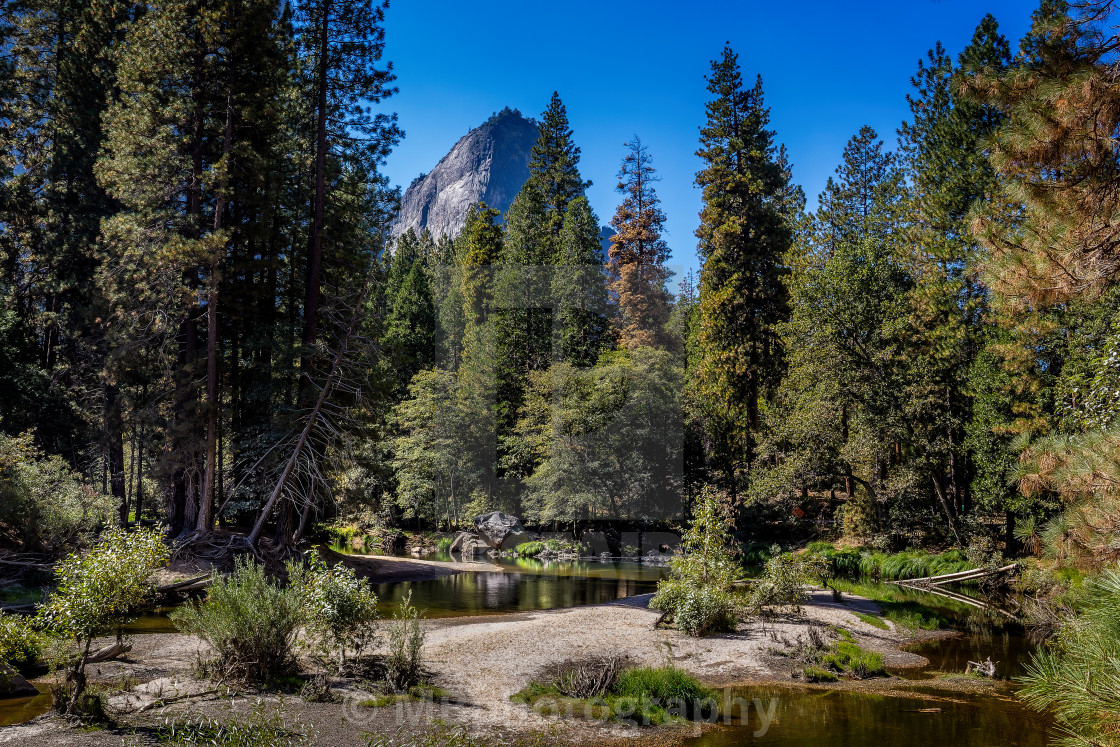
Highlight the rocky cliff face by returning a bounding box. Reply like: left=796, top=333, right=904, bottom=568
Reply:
left=392, top=108, right=538, bottom=241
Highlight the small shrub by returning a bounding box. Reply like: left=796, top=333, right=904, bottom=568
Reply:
left=0, top=612, right=43, bottom=671
left=665, top=585, right=737, bottom=636
left=651, top=488, right=741, bottom=636
left=436, top=537, right=454, bottom=552
left=385, top=591, right=426, bottom=692
left=171, top=555, right=303, bottom=684
left=748, top=552, right=830, bottom=613
left=547, top=655, right=624, bottom=699
left=294, top=550, right=379, bottom=673
left=37, top=526, right=168, bottom=714
left=822, top=640, right=885, bottom=679
left=155, top=698, right=311, bottom=745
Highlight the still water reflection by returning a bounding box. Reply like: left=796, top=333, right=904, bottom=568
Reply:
left=683, top=685, right=1051, bottom=747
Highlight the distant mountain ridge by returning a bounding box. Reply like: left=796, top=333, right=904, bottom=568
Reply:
left=391, top=107, right=538, bottom=241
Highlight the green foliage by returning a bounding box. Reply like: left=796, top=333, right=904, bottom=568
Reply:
left=170, top=556, right=303, bottom=684
left=822, top=640, right=886, bottom=679
left=611, top=666, right=711, bottom=703
left=293, top=550, right=379, bottom=672
left=0, top=612, right=44, bottom=670
left=37, top=527, right=167, bottom=645
left=651, top=488, right=740, bottom=635
left=749, top=552, right=830, bottom=612
left=802, top=666, right=839, bottom=682
left=513, top=541, right=545, bottom=557
left=154, top=698, right=311, bottom=746
left=1019, top=566, right=1120, bottom=747
left=511, top=664, right=714, bottom=727
left=807, top=544, right=972, bottom=581
left=36, top=526, right=167, bottom=713
left=0, top=431, right=116, bottom=550
left=385, top=591, right=426, bottom=692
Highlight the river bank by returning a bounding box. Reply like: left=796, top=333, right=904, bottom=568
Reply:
left=0, top=584, right=1031, bottom=747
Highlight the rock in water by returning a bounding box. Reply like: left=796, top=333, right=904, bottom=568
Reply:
left=473, top=512, right=528, bottom=550
left=0, top=662, right=37, bottom=697
left=392, top=108, right=538, bottom=241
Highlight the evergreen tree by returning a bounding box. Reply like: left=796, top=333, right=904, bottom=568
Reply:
left=608, top=137, right=672, bottom=350
left=382, top=230, right=436, bottom=394
left=554, top=196, right=610, bottom=366
left=526, top=91, right=591, bottom=242
left=691, top=46, right=792, bottom=500
left=0, top=0, right=133, bottom=483
left=899, top=16, right=1011, bottom=524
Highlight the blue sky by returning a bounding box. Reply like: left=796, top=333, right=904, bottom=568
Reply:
left=380, top=0, right=1036, bottom=277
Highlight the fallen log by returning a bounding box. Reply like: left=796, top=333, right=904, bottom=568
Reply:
left=966, top=656, right=998, bottom=677
left=155, top=575, right=213, bottom=594
left=893, top=562, right=1018, bottom=588
left=87, top=641, right=132, bottom=663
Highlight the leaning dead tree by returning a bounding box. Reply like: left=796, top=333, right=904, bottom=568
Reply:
left=171, top=259, right=380, bottom=567
left=246, top=270, right=378, bottom=549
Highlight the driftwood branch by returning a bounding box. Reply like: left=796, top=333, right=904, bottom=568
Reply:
left=87, top=641, right=132, bottom=663
left=894, top=563, right=1018, bottom=587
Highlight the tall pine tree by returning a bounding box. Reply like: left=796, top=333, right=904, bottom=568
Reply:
left=691, top=46, right=792, bottom=501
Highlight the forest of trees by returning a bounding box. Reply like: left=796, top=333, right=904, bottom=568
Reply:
left=2, top=0, right=1119, bottom=569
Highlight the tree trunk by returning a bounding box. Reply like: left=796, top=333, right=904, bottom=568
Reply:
left=299, top=0, right=331, bottom=403
left=198, top=79, right=234, bottom=533
left=105, top=383, right=127, bottom=527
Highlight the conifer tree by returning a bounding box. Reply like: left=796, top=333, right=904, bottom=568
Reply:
left=608, top=137, right=672, bottom=350
left=383, top=230, right=436, bottom=393
left=899, top=16, right=1011, bottom=521
left=526, top=92, right=591, bottom=242
left=555, top=196, right=609, bottom=366
left=691, top=46, right=792, bottom=500
left=0, top=0, right=132, bottom=478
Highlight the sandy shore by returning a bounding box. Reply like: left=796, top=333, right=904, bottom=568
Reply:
left=0, top=586, right=975, bottom=746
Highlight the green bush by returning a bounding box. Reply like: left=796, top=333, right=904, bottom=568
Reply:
left=666, top=585, right=737, bottom=636
left=435, top=537, right=454, bottom=552
left=612, top=666, right=710, bottom=703
left=651, top=488, right=741, bottom=636
left=385, top=591, right=426, bottom=692
left=0, top=430, right=116, bottom=551
left=513, top=541, right=545, bottom=557
left=37, top=526, right=168, bottom=713
left=171, top=556, right=303, bottom=684
left=0, top=612, right=43, bottom=670
left=748, top=552, right=830, bottom=613
left=511, top=665, right=714, bottom=726
left=293, top=550, right=379, bottom=673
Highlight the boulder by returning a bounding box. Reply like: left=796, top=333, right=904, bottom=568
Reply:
left=473, top=512, right=528, bottom=550
left=0, top=662, right=37, bottom=697
left=449, top=531, right=475, bottom=553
